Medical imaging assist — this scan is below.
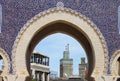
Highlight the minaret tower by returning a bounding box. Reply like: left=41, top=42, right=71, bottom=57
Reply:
left=79, top=57, right=88, bottom=77
left=63, top=44, right=69, bottom=59
left=60, top=44, right=73, bottom=78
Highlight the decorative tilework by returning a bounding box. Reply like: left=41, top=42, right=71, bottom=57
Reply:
left=56, top=2, right=64, bottom=8
left=0, top=0, right=119, bottom=74
left=118, top=6, right=120, bottom=34
left=0, top=4, right=2, bottom=33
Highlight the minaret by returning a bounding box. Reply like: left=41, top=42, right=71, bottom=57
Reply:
left=60, top=44, right=73, bottom=78
left=63, top=44, right=69, bottom=59
left=79, top=57, right=88, bottom=77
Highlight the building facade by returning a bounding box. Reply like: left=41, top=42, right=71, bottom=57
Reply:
left=31, top=52, right=50, bottom=81
left=60, top=44, right=73, bottom=79
left=0, top=0, right=120, bottom=81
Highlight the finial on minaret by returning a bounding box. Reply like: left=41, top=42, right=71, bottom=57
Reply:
left=65, top=44, right=69, bottom=51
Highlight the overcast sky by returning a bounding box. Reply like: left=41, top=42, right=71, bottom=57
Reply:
left=34, top=33, right=87, bottom=77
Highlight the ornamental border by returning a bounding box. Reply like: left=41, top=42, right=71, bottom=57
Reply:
left=12, top=7, right=108, bottom=74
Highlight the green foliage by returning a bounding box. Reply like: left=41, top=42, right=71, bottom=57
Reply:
left=31, top=79, right=36, bottom=81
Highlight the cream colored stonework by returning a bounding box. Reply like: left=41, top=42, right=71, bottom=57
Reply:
left=101, top=76, right=118, bottom=81
left=2, top=75, right=18, bottom=81
left=110, top=50, right=120, bottom=79
left=12, top=7, right=109, bottom=81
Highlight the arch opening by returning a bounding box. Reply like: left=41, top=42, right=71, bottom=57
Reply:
left=31, top=32, right=88, bottom=80
left=0, top=55, right=4, bottom=81
left=26, top=22, right=94, bottom=80
left=0, top=48, right=10, bottom=81
left=110, top=50, right=120, bottom=77
left=117, top=57, right=120, bottom=76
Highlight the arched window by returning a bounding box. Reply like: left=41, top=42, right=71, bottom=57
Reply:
left=118, top=6, right=120, bottom=34
left=0, top=4, right=2, bottom=33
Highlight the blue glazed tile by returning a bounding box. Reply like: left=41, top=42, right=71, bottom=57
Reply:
left=0, top=0, right=120, bottom=74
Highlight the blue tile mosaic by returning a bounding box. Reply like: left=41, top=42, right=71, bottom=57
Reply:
left=0, top=0, right=120, bottom=74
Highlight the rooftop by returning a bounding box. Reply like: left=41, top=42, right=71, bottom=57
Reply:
left=32, top=52, right=49, bottom=58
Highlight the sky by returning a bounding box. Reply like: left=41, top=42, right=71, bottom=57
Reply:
left=0, top=59, right=4, bottom=70
left=34, top=33, right=87, bottom=77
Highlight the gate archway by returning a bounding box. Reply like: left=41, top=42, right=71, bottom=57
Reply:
left=12, top=8, right=108, bottom=81
left=0, top=48, right=10, bottom=77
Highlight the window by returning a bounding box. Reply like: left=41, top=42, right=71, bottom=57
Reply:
left=0, top=4, right=2, bottom=33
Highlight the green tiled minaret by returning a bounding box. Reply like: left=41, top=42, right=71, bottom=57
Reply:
left=60, top=44, right=73, bottom=78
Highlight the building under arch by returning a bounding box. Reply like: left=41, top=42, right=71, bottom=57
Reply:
left=31, top=52, right=50, bottom=81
